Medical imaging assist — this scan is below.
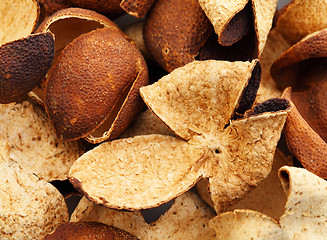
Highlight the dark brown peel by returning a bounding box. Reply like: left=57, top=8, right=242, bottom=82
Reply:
left=0, top=32, right=54, bottom=103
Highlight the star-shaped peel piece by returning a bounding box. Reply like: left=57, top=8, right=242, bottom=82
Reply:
left=69, top=60, right=291, bottom=212
left=209, top=166, right=327, bottom=239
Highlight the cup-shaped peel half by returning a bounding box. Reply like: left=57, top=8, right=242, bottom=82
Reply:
left=45, top=26, right=148, bottom=143
left=0, top=32, right=55, bottom=104
left=271, top=29, right=327, bottom=178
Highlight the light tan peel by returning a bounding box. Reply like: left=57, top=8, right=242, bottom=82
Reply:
left=71, top=191, right=217, bottom=240
left=69, top=60, right=291, bottom=212
left=210, top=166, right=327, bottom=239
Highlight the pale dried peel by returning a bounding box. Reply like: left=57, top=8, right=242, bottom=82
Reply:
left=120, top=109, right=173, bottom=138
left=228, top=149, right=293, bottom=220
left=275, top=0, right=327, bottom=45
left=209, top=210, right=285, bottom=240
left=204, top=110, right=289, bottom=212
left=198, top=0, right=277, bottom=56
left=0, top=100, right=84, bottom=181
left=0, top=0, right=38, bottom=45
left=0, top=145, right=68, bottom=240
left=71, top=191, right=217, bottom=240
left=140, top=60, right=257, bottom=141
left=210, top=166, right=327, bottom=239
left=69, top=134, right=205, bottom=210
left=255, top=29, right=291, bottom=103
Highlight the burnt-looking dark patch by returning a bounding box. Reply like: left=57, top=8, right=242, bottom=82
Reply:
left=233, top=61, right=261, bottom=119
left=245, top=98, right=290, bottom=117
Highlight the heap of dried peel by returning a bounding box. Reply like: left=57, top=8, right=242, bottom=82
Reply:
left=0, top=0, right=326, bottom=239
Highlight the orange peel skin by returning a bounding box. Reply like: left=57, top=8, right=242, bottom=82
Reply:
left=120, top=0, right=155, bottom=18
left=0, top=32, right=54, bottom=104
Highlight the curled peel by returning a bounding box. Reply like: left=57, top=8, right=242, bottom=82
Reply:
left=210, top=166, right=327, bottom=239
left=69, top=60, right=291, bottom=212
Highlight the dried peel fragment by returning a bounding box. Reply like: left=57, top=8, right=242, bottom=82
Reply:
left=44, top=222, right=139, bottom=240
left=40, top=8, right=148, bottom=143
left=69, top=60, right=291, bottom=212
left=198, top=0, right=277, bottom=56
left=70, top=191, right=216, bottom=240
left=0, top=144, right=69, bottom=239
left=0, top=100, right=85, bottom=182
left=210, top=166, right=327, bottom=239
left=270, top=29, right=327, bottom=178
left=0, top=32, right=55, bottom=104
left=120, top=0, right=155, bottom=18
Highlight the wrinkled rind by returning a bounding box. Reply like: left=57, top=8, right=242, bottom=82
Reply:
left=274, top=0, right=327, bottom=45
left=209, top=210, right=285, bottom=240
left=67, top=0, right=125, bottom=18
left=69, top=134, right=204, bottom=210
left=0, top=100, right=85, bottom=181
left=283, top=88, right=327, bottom=179
left=44, top=222, right=139, bottom=240
left=143, top=0, right=213, bottom=72
left=71, top=191, right=216, bottom=240
left=38, top=0, right=73, bottom=22
left=140, top=60, right=256, bottom=141
left=0, top=0, right=39, bottom=45
left=0, top=153, right=69, bottom=239
left=120, top=0, right=155, bottom=18
left=279, top=166, right=327, bottom=238
left=206, top=109, right=289, bottom=212
left=45, top=27, right=148, bottom=141
left=0, top=32, right=54, bottom=104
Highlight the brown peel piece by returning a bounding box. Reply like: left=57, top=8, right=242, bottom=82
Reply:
left=45, top=26, right=148, bottom=142
left=0, top=100, right=85, bottom=181
left=70, top=60, right=291, bottom=212
left=274, top=0, right=327, bottom=45
left=44, top=222, right=139, bottom=240
left=69, top=134, right=205, bottom=210
left=71, top=191, right=216, bottom=240
left=38, top=0, right=73, bottom=22
left=0, top=32, right=54, bottom=104
left=271, top=29, right=327, bottom=88
left=140, top=60, right=257, bottom=140
left=143, top=0, right=213, bottom=72
left=120, top=0, right=155, bottom=18
left=0, top=145, right=69, bottom=239
left=0, top=0, right=39, bottom=45
left=282, top=88, right=327, bottom=178
left=210, top=166, right=327, bottom=239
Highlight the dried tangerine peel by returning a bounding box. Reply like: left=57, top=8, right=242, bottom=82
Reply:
left=120, top=0, right=155, bottom=18
left=44, top=222, right=139, bottom=240
left=210, top=166, right=327, bottom=239
left=228, top=149, right=293, bottom=220
left=198, top=0, right=277, bottom=56
left=0, top=100, right=85, bottom=182
left=140, top=60, right=258, bottom=140
left=45, top=26, right=148, bottom=142
left=282, top=88, right=327, bottom=179
left=143, top=0, right=212, bottom=72
left=69, top=60, right=291, bottom=212
left=275, top=0, right=327, bottom=45
left=0, top=145, right=68, bottom=239
left=0, top=32, right=54, bottom=104
left=69, top=134, right=205, bottom=210
left=0, top=0, right=39, bottom=45
left=71, top=191, right=216, bottom=240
